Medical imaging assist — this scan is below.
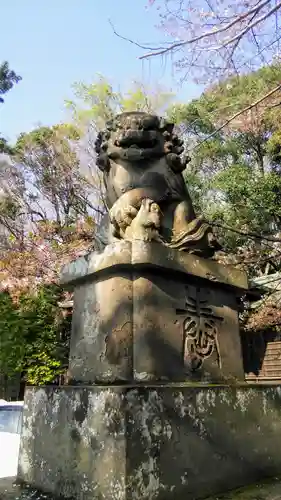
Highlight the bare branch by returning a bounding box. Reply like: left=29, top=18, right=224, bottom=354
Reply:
left=210, top=221, right=281, bottom=245
left=109, top=19, right=169, bottom=52
left=191, top=82, right=281, bottom=150
left=237, top=32, right=281, bottom=69
left=206, top=1, right=281, bottom=52
left=140, top=0, right=277, bottom=59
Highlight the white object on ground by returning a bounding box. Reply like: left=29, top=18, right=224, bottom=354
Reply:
left=0, top=401, right=24, bottom=479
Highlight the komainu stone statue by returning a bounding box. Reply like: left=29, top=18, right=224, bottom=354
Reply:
left=17, top=113, right=250, bottom=500
left=95, top=111, right=220, bottom=257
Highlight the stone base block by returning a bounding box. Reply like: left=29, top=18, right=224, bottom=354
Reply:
left=18, top=385, right=281, bottom=500
left=61, top=241, right=247, bottom=383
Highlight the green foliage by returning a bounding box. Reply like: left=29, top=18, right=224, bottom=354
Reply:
left=200, top=63, right=281, bottom=127
left=170, top=62, right=281, bottom=141
left=0, top=61, right=21, bottom=103
left=211, top=165, right=281, bottom=229
left=183, top=169, right=211, bottom=214
left=66, top=76, right=121, bottom=128
left=0, top=124, right=95, bottom=386
left=66, top=74, right=175, bottom=130
left=0, top=195, right=21, bottom=221
left=0, top=137, right=15, bottom=155
left=168, top=63, right=281, bottom=271
left=15, top=123, right=81, bottom=159
left=267, top=130, right=281, bottom=167
left=119, top=84, right=174, bottom=115
left=0, top=61, right=21, bottom=153
left=0, top=292, right=24, bottom=375
left=169, top=101, right=215, bottom=135
left=0, top=285, right=71, bottom=385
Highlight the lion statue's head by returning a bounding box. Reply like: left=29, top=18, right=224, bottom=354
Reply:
left=95, top=111, right=190, bottom=174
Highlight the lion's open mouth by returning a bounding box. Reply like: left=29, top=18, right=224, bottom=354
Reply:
left=115, top=129, right=160, bottom=149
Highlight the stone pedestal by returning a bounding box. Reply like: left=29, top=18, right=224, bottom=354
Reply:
left=18, top=385, right=281, bottom=500
left=61, top=241, right=247, bottom=384
left=18, top=242, right=256, bottom=500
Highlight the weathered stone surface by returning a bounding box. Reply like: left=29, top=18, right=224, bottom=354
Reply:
left=60, top=241, right=132, bottom=286
left=61, top=241, right=246, bottom=383
left=70, top=272, right=133, bottom=382
left=132, top=275, right=244, bottom=382
left=18, top=385, right=281, bottom=500
left=94, top=111, right=220, bottom=257
left=61, top=241, right=248, bottom=290
left=19, top=387, right=126, bottom=500
left=3, top=477, right=281, bottom=500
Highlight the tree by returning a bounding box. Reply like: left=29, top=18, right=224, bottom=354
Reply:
left=0, top=123, right=100, bottom=301
left=66, top=75, right=175, bottom=213
left=138, top=1, right=281, bottom=85
left=0, top=61, right=21, bottom=103
left=0, top=61, right=21, bottom=154
left=67, top=75, right=175, bottom=129
left=0, top=125, right=96, bottom=385
left=167, top=63, right=281, bottom=276
left=0, top=284, right=71, bottom=385
left=14, top=123, right=102, bottom=234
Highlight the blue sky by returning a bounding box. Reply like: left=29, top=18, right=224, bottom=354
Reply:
left=1, top=0, right=202, bottom=143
